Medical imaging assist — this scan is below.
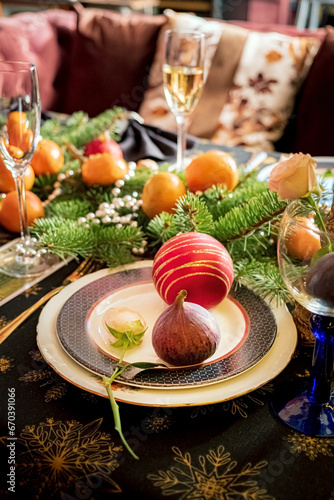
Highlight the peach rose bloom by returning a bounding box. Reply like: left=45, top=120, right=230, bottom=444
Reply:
left=269, top=153, right=318, bottom=200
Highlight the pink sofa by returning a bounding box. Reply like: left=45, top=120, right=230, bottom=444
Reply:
left=0, top=7, right=333, bottom=156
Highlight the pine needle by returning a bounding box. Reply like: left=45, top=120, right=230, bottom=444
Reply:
left=214, top=190, right=287, bottom=242
left=233, top=259, right=292, bottom=306
left=173, top=193, right=215, bottom=235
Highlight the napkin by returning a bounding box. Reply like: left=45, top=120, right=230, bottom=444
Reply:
left=119, top=119, right=198, bottom=163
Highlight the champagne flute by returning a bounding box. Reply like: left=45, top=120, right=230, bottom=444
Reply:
left=162, top=30, right=205, bottom=172
left=271, top=191, right=334, bottom=436
left=0, top=61, right=55, bottom=278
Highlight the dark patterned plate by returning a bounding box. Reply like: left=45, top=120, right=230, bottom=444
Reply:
left=56, top=265, right=277, bottom=389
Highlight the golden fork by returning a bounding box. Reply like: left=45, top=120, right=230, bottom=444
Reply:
left=0, top=257, right=101, bottom=344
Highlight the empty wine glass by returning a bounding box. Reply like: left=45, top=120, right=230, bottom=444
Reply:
left=271, top=190, right=334, bottom=436
left=0, top=61, right=55, bottom=278
left=162, top=30, right=205, bottom=172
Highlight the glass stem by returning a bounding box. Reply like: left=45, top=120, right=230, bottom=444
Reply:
left=175, top=114, right=187, bottom=173
left=308, top=314, right=334, bottom=404
left=14, top=172, right=29, bottom=241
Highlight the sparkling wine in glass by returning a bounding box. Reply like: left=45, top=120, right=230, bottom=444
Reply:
left=271, top=191, right=334, bottom=436
left=0, top=61, right=56, bottom=278
left=163, top=30, right=205, bottom=172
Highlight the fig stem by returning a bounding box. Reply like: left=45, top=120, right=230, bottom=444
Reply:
left=176, top=290, right=188, bottom=307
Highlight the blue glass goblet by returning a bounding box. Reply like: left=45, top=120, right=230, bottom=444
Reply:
left=271, top=192, right=334, bottom=437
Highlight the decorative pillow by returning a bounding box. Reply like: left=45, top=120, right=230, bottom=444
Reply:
left=212, top=31, right=320, bottom=151
left=276, top=26, right=334, bottom=156
left=139, top=11, right=320, bottom=151
left=64, top=7, right=166, bottom=117
left=0, top=11, right=63, bottom=111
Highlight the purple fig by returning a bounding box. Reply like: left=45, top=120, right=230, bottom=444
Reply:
left=152, top=290, right=221, bottom=367
left=305, top=252, right=334, bottom=306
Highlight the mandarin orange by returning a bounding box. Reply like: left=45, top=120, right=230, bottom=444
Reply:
left=285, top=216, right=321, bottom=260
left=141, top=171, right=186, bottom=219
left=6, top=144, right=24, bottom=159
left=185, top=151, right=239, bottom=193
left=7, top=112, right=33, bottom=152
left=82, top=153, right=128, bottom=186
left=0, top=159, right=35, bottom=193
left=30, top=139, right=64, bottom=175
left=0, top=190, right=44, bottom=233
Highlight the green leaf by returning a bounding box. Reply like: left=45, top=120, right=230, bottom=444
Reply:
left=311, top=244, right=332, bottom=265
left=105, top=320, right=147, bottom=349
left=130, top=362, right=167, bottom=369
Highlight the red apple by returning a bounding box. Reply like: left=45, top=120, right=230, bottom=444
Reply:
left=84, top=139, right=123, bottom=158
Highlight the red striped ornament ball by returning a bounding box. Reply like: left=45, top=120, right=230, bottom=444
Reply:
left=152, top=233, right=234, bottom=309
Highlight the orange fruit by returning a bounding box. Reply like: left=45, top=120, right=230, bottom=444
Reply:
left=0, top=158, right=35, bottom=193
left=185, top=150, right=239, bottom=193
left=6, top=144, right=24, bottom=159
left=82, top=153, right=128, bottom=186
left=30, top=139, right=64, bottom=175
left=7, top=112, right=33, bottom=152
left=0, top=190, right=44, bottom=233
left=7, top=111, right=27, bottom=128
left=141, top=171, right=186, bottom=219
left=286, top=216, right=321, bottom=260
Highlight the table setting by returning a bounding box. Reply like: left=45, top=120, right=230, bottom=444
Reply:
left=0, top=46, right=334, bottom=500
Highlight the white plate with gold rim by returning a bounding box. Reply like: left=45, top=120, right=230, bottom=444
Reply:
left=55, top=263, right=277, bottom=389
left=37, top=261, right=297, bottom=407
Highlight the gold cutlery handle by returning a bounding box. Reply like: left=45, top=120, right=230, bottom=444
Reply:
left=0, top=286, right=63, bottom=344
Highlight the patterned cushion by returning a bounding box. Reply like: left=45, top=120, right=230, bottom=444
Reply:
left=212, top=31, right=319, bottom=151
left=139, top=11, right=320, bottom=151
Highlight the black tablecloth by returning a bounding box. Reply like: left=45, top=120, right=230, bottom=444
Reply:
left=0, top=260, right=333, bottom=500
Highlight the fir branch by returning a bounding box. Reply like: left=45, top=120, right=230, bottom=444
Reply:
left=31, top=173, right=58, bottom=200
left=40, top=108, right=126, bottom=148
left=214, top=190, right=287, bottom=243
left=173, top=193, right=215, bottom=235
left=31, top=218, right=96, bottom=259
left=95, top=245, right=135, bottom=268
left=146, top=212, right=177, bottom=246
left=226, top=227, right=277, bottom=262
left=203, top=180, right=268, bottom=220
left=93, top=225, right=145, bottom=266
left=94, top=225, right=144, bottom=247
left=233, top=258, right=291, bottom=305
left=45, top=199, right=94, bottom=220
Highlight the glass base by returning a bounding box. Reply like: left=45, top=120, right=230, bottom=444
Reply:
left=0, top=238, right=60, bottom=278
left=168, top=157, right=192, bottom=173
left=271, top=379, right=334, bottom=437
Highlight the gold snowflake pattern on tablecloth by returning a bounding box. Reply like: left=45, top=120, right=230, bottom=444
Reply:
left=20, top=368, right=68, bottom=402
left=0, top=355, right=14, bottom=373
left=296, top=369, right=310, bottom=378
left=81, top=391, right=98, bottom=403
left=191, top=405, right=214, bottom=419
left=17, top=417, right=122, bottom=498
left=19, top=350, right=68, bottom=402
left=148, top=445, right=274, bottom=500
left=23, top=284, right=42, bottom=298
left=144, top=411, right=173, bottom=432
left=29, top=349, right=44, bottom=362
left=0, top=316, right=9, bottom=329
left=222, top=384, right=274, bottom=419
left=283, top=432, right=334, bottom=460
